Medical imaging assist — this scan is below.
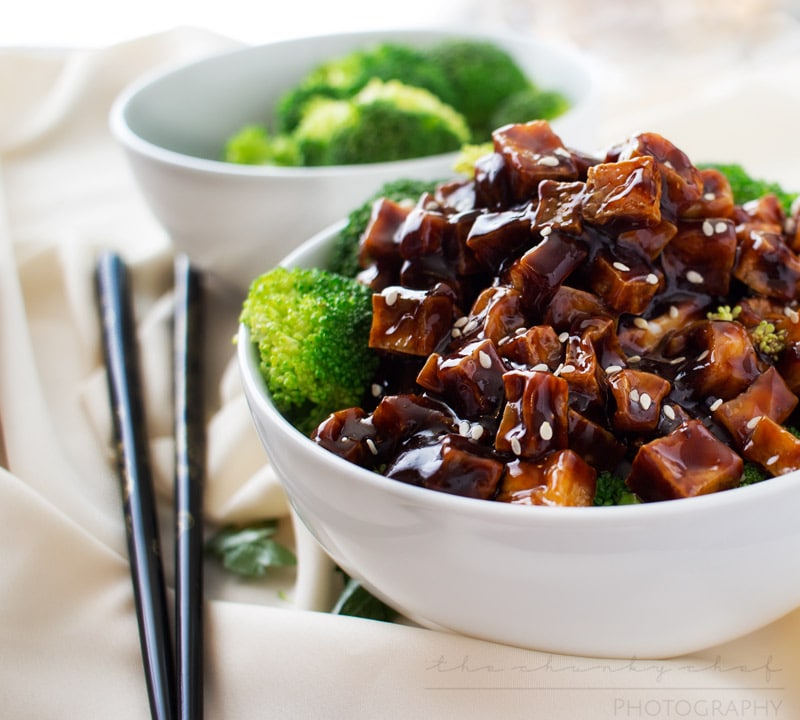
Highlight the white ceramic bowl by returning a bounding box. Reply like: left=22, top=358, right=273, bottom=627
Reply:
left=110, top=28, right=597, bottom=295
left=238, top=222, right=800, bottom=660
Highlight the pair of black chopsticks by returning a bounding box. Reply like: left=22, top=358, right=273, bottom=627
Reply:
left=95, top=252, right=205, bottom=720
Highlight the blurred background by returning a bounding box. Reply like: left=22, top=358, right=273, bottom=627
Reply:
left=3, top=0, right=797, bottom=51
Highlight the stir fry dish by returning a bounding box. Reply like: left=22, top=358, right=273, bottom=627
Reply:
left=242, top=120, right=800, bottom=506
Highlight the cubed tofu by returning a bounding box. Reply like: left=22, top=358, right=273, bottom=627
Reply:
left=496, top=449, right=596, bottom=506
left=496, top=369, right=569, bottom=460
left=627, top=420, right=744, bottom=501
left=582, top=156, right=662, bottom=226
left=369, top=283, right=455, bottom=357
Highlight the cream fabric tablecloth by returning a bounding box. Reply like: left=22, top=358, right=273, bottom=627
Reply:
left=2, top=20, right=800, bottom=720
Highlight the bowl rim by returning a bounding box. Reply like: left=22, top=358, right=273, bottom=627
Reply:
left=109, top=25, right=597, bottom=177
left=238, top=301, right=800, bottom=530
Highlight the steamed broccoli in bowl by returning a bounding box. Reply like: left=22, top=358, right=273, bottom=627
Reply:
left=223, top=38, right=571, bottom=167
left=240, top=267, right=378, bottom=435
left=293, top=79, right=471, bottom=166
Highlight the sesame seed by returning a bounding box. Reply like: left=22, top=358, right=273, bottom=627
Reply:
left=478, top=350, right=492, bottom=369
left=627, top=354, right=641, bottom=363
left=686, top=270, right=704, bottom=284
left=785, top=306, right=800, bottom=324
left=515, top=327, right=527, bottom=335
left=715, top=221, right=727, bottom=234
left=560, top=364, right=576, bottom=374
left=463, top=320, right=480, bottom=334
left=451, top=328, right=463, bottom=338
left=645, top=273, right=659, bottom=285
left=697, top=349, right=710, bottom=362
left=613, top=261, right=631, bottom=272
left=384, top=289, right=398, bottom=306
left=640, top=392, right=652, bottom=410
left=471, top=425, right=484, bottom=441
left=539, top=155, right=559, bottom=167
left=558, top=331, right=570, bottom=343
left=630, top=388, right=640, bottom=403
left=366, top=438, right=378, bottom=455
left=539, top=421, right=554, bottom=441
left=704, top=192, right=716, bottom=201
left=670, top=355, right=686, bottom=365
left=371, top=383, right=383, bottom=398
left=605, top=364, right=623, bottom=374
left=532, top=363, right=549, bottom=372
left=553, top=363, right=565, bottom=377
left=663, top=404, right=676, bottom=420
left=454, top=316, right=468, bottom=328
left=709, top=398, right=723, bottom=412
left=702, top=220, right=714, bottom=237
left=540, top=226, right=552, bottom=237
left=459, top=420, right=470, bottom=436
left=511, top=437, right=522, bottom=455
left=766, top=454, right=779, bottom=466
left=669, top=305, right=679, bottom=319
left=746, top=415, right=763, bottom=430
left=633, top=317, right=649, bottom=330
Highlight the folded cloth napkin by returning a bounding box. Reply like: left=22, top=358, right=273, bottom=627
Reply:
left=2, top=22, right=800, bottom=720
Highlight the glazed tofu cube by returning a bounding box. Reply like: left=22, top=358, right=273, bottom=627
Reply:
left=568, top=409, right=626, bottom=472
left=679, top=167, right=735, bottom=220
left=358, top=197, right=410, bottom=268
left=561, top=334, right=604, bottom=409
left=611, top=131, right=704, bottom=215
left=617, top=219, right=677, bottom=260
left=628, top=420, right=743, bottom=501
left=531, top=179, right=586, bottom=235
left=713, top=366, right=798, bottom=448
left=678, top=320, right=761, bottom=401
left=607, top=368, right=671, bottom=434
left=660, top=219, right=737, bottom=296
left=582, top=156, right=662, bottom=226
left=587, top=250, right=662, bottom=315
left=734, top=229, right=800, bottom=302
left=496, top=369, right=569, bottom=460
left=465, top=204, right=534, bottom=273
left=416, top=338, right=506, bottom=418
left=311, top=407, right=378, bottom=467
left=496, top=449, right=597, bottom=506
left=498, top=324, right=563, bottom=369
left=369, top=283, right=455, bottom=357
left=543, top=285, right=612, bottom=332
left=742, top=416, right=800, bottom=477
left=506, top=232, right=588, bottom=317
left=492, top=120, right=579, bottom=202
left=385, top=434, right=505, bottom=500
left=467, top=285, right=526, bottom=345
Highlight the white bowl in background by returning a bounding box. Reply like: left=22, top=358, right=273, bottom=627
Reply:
left=237, top=222, right=800, bottom=659
left=110, top=28, right=597, bottom=295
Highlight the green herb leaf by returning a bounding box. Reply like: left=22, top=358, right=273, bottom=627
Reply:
left=207, top=519, right=297, bottom=577
left=332, top=577, right=396, bottom=622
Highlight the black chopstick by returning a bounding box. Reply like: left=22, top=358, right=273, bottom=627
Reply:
left=172, top=254, right=206, bottom=720
left=95, top=251, right=177, bottom=720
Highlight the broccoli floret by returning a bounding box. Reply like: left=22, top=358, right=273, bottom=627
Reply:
left=706, top=304, right=742, bottom=322
left=222, top=124, right=301, bottom=166
left=276, top=43, right=455, bottom=133
left=740, top=462, right=768, bottom=486
left=699, top=162, right=798, bottom=214
left=750, top=319, right=788, bottom=359
left=594, top=471, right=640, bottom=506
left=294, top=79, right=471, bottom=167
left=453, top=142, right=494, bottom=178
left=240, top=267, right=378, bottom=434
left=424, top=39, right=531, bottom=141
left=330, top=178, right=441, bottom=278
left=490, top=87, right=571, bottom=129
